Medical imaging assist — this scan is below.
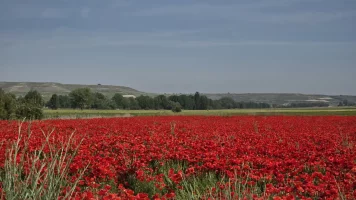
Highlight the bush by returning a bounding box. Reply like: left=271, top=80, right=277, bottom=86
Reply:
left=171, top=103, right=182, bottom=113
left=16, top=103, right=44, bottom=120
left=0, top=89, right=44, bottom=120
left=24, top=90, right=44, bottom=107
left=0, top=90, right=17, bottom=120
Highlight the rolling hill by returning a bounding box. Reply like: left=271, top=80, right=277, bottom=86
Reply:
left=0, top=82, right=150, bottom=100
left=1, top=81, right=355, bottom=106
left=204, top=93, right=356, bottom=107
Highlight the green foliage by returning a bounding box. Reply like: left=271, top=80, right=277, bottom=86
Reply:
left=121, top=98, right=131, bottom=109
left=111, top=93, right=132, bottom=109
left=0, top=89, right=43, bottom=120
left=120, top=160, right=189, bottom=198
left=194, top=92, right=201, bottom=110
left=199, top=95, right=209, bottom=110
left=0, top=123, right=87, bottom=199
left=218, top=97, right=236, bottom=109
left=178, top=95, right=195, bottom=110
left=136, top=95, right=154, bottom=110
left=112, top=93, right=125, bottom=109
left=0, top=89, right=17, bottom=119
left=128, top=97, right=140, bottom=110
left=69, top=88, right=93, bottom=109
left=175, top=172, right=221, bottom=199
left=91, top=92, right=114, bottom=109
left=2, top=88, right=275, bottom=117
left=171, top=102, right=182, bottom=113
left=16, top=102, right=44, bottom=120
left=168, top=94, right=198, bottom=110
left=18, top=90, right=44, bottom=120
left=24, top=90, right=44, bottom=107
left=118, top=159, right=268, bottom=200
left=58, top=91, right=272, bottom=111
left=58, top=95, right=71, bottom=108
left=46, top=94, right=59, bottom=110
left=154, top=95, right=170, bottom=109
left=111, top=94, right=139, bottom=110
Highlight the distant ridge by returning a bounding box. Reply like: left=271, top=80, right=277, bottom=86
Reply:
left=1, top=81, right=355, bottom=106
left=204, top=93, right=356, bottom=107
left=0, top=81, right=150, bottom=100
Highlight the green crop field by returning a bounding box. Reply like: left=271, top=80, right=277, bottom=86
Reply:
left=43, top=107, right=356, bottom=119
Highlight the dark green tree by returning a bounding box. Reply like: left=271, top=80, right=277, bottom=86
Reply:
left=0, top=89, right=17, bottom=119
left=184, top=95, right=195, bottom=110
left=46, top=94, right=59, bottom=110
left=69, top=88, right=93, bottom=110
left=0, top=89, right=5, bottom=119
left=199, top=95, right=209, bottom=110
left=112, top=93, right=125, bottom=109
left=24, top=90, right=44, bottom=107
left=168, top=95, right=180, bottom=102
left=16, top=90, right=44, bottom=120
left=153, top=95, right=170, bottom=109
left=218, top=97, right=236, bottom=109
left=194, top=92, right=200, bottom=110
left=121, top=98, right=130, bottom=109
left=128, top=97, right=140, bottom=110
left=16, top=103, right=43, bottom=120
left=171, top=101, right=182, bottom=113
left=58, top=95, right=71, bottom=108
left=91, top=92, right=112, bottom=109
left=1, top=89, right=45, bottom=120
left=136, top=95, right=154, bottom=109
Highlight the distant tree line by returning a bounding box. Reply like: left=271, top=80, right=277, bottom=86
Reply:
left=338, top=99, right=356, bottom=107
left=9, top=87, right=354, bottom=119
left=45, top=88, right=271, bottom=111
left=0, top=89, right=44, bottom=120
left=278, top=102, right=330, bottom=108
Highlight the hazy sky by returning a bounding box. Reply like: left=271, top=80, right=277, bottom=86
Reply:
left=1, top=0, right=355, bottom=95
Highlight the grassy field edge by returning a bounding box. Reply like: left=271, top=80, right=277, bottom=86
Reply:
left=43, top=107, right=356, bottom=118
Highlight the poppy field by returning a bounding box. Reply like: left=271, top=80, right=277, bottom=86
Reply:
left=0, top=116, right=356, bottom=199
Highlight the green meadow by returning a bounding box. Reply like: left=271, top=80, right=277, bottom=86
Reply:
left=44, top=107, right=356, bottom=119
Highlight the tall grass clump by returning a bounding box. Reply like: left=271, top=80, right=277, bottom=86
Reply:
left=0, top=121, right=87, bottom=200
left=176, top=170, right=268, bottom=200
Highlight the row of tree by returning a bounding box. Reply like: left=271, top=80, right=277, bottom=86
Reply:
left=338, top=99, right=356, bottom=106
left=45, top=88, right=271, bottom=110
left=7, top=87, right=356, bottom=119
left=46, top=88, right=182, bottom=111
left=0, top=89, right=44, bottom=120
left=278, top=102, right=330, bottom=108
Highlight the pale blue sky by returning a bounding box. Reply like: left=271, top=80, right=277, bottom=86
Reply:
left=1, top=0, right=355, bottom=94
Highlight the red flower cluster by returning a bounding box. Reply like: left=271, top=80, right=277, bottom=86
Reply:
left=0, top=116, right=355, bottom=199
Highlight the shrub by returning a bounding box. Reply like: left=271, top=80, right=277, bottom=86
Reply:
left=0, top=90, right=17, bottom=120
left=24, top=90, right=44, bottom=107
left=1, top=89, right=46, bottom=120
left=171, top=103, right=182, bottom=113
left=15, top=103, right=44, bottom=120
